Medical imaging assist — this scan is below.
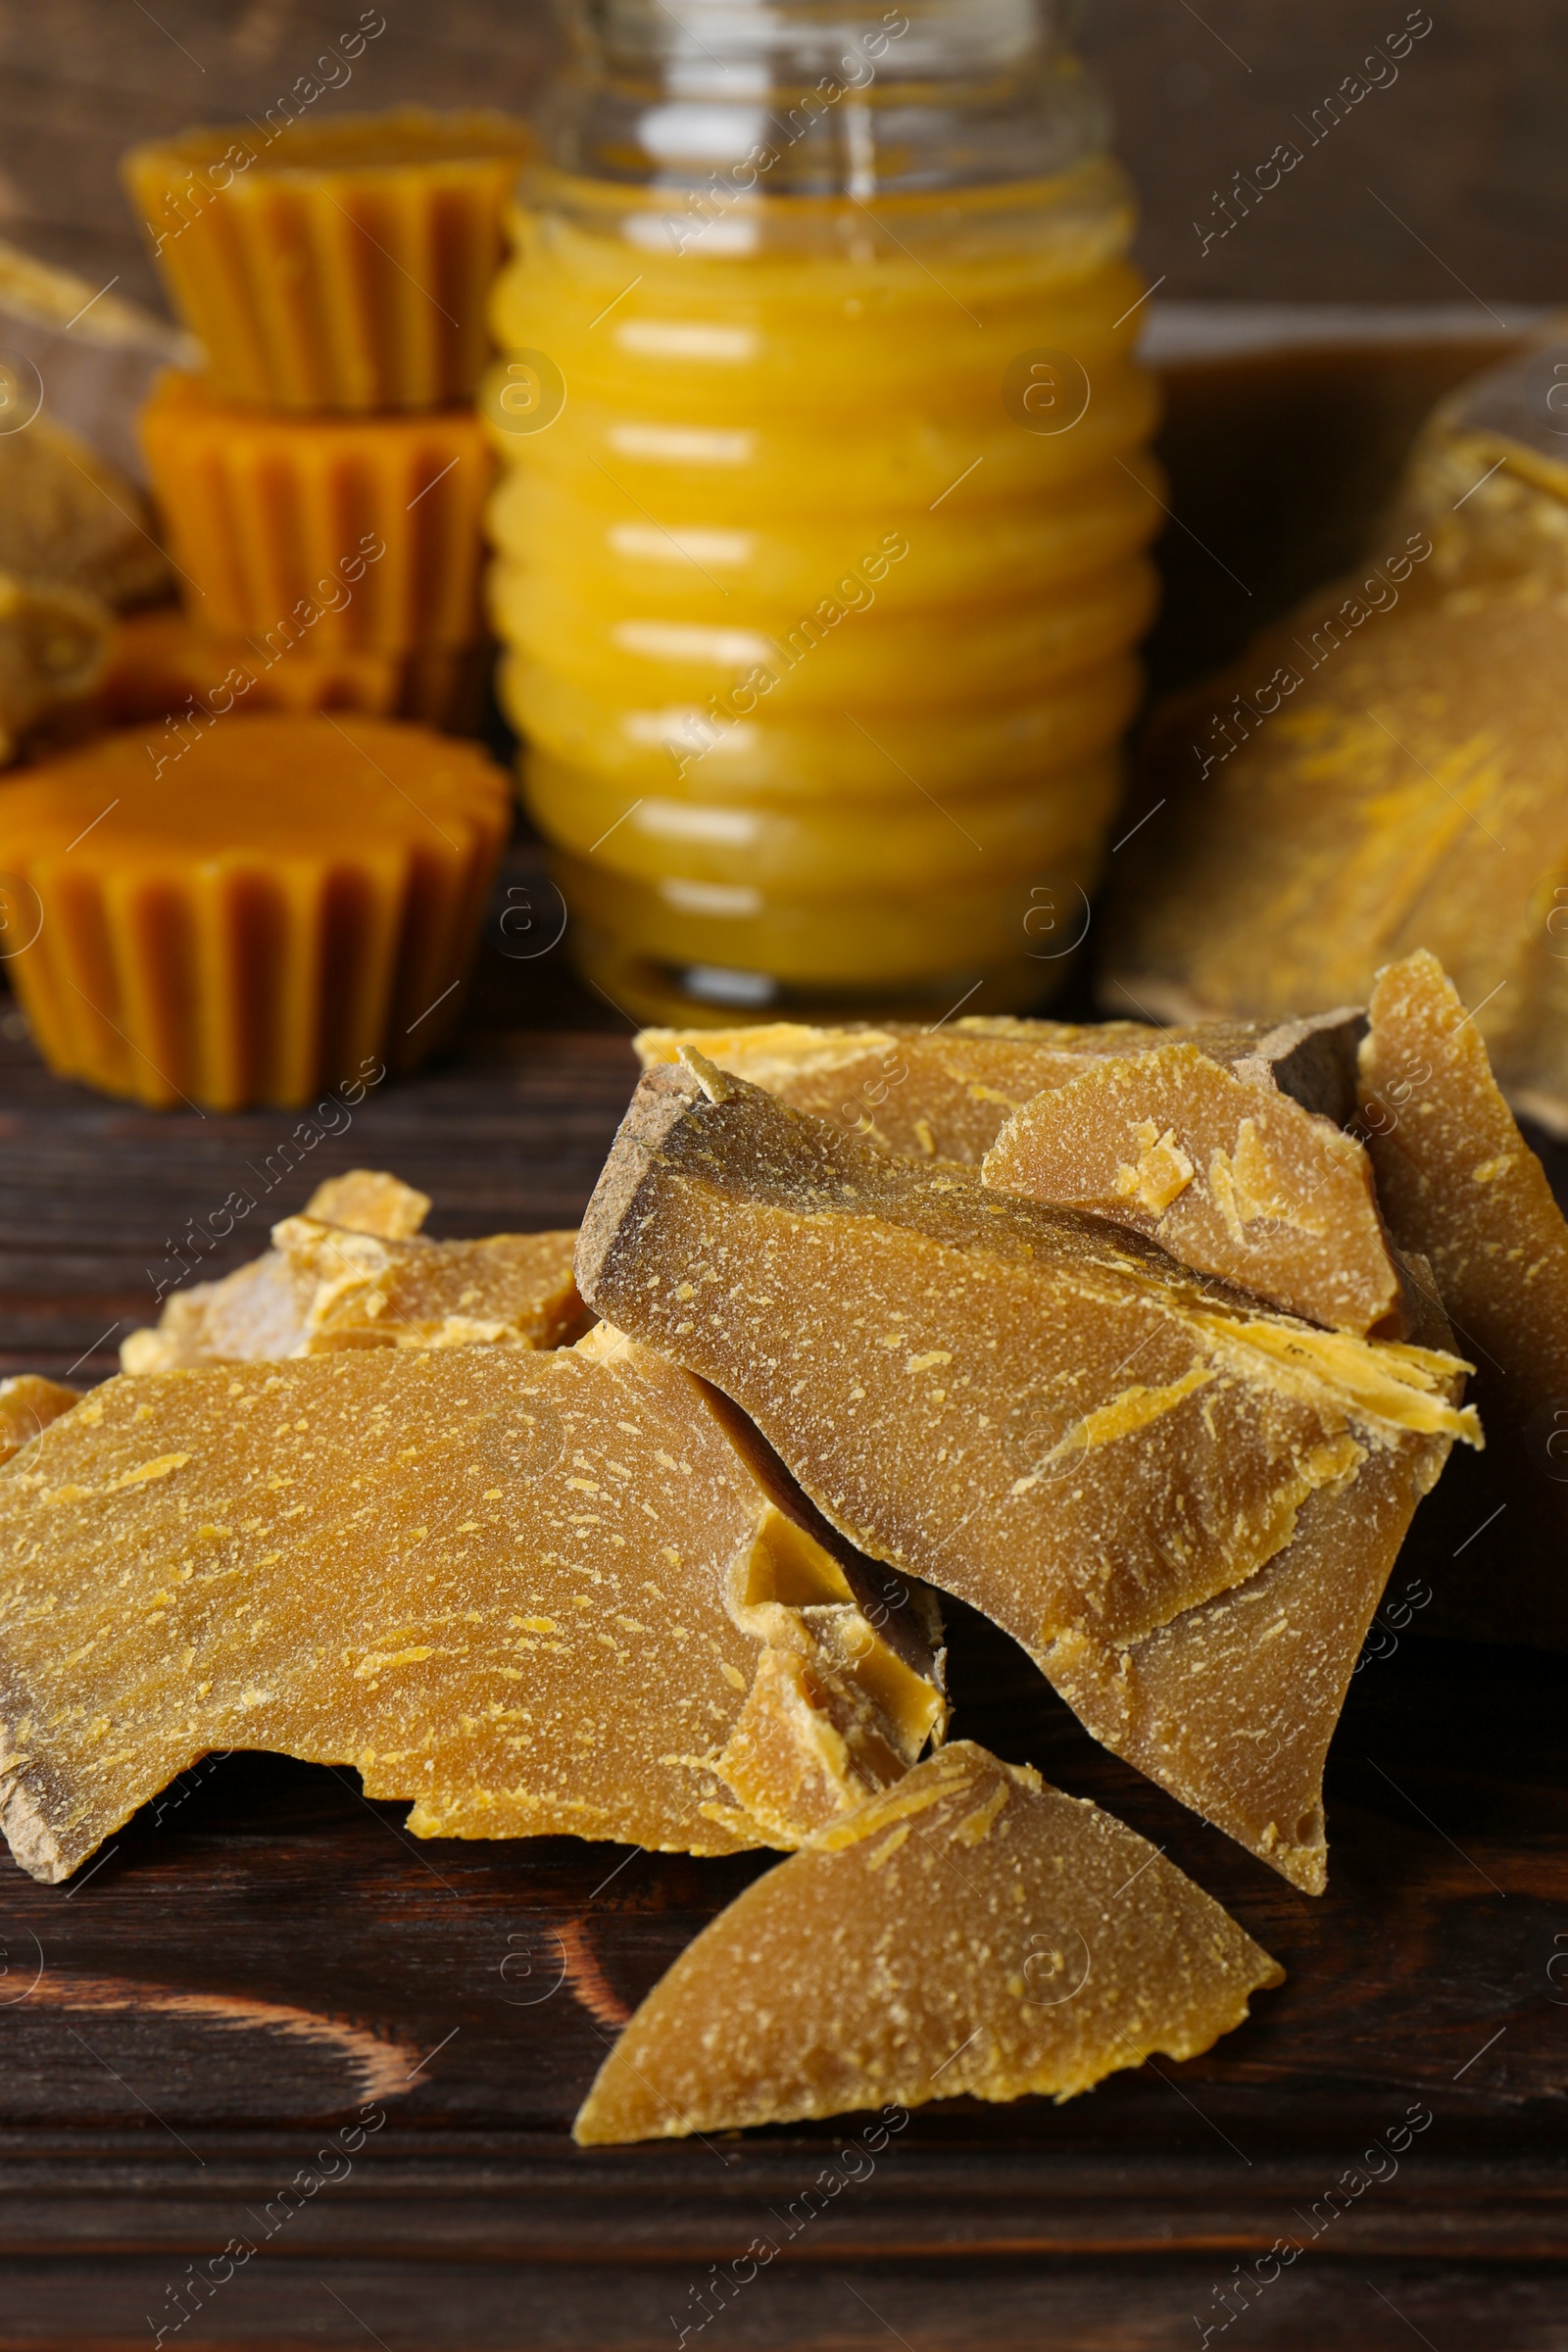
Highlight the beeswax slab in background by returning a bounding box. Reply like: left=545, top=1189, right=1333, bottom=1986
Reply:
left=0, top=412, right=170, bottom=612
left=0, top=570, right=107, bottom=766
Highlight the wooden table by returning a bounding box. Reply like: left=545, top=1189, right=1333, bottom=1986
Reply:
left=0, top=966, right=1564, bottom=2352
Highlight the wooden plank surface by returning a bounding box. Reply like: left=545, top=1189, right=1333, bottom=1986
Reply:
left=0, top=1, right=1561, bottom=314
left=0, top=996, right=1564, bottom=2350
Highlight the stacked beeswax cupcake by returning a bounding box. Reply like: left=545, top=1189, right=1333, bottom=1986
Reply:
left=0, top=113, right=529, bottom=1113
left=122, top=108, right=531, bottom=730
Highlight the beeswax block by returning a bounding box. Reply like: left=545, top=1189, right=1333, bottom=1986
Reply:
left=983, top=1041, right=1400, bottom=1335
left=0, top=713, right=508, bottom=1109
left=0, top=1377, right=78, bottom=1468
left=576, top=1056, right=1475, bottom=1882
left=140, top=372, right=493, bottom=653
left=574, top=1741, right=1282, bottom=2143
left=1359, top=949, right=1568, bottom=1646
left=123, top=109, right=531, bottom=413
left=636, top=1006, right=1367, bottom=1169
left=1105, top=343, right=1568, bottom=1133
left=0, top=1334, right=944, bottom=1885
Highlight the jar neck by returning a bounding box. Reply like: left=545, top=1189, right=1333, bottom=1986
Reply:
left=539, top=0, right=1108, bottom=195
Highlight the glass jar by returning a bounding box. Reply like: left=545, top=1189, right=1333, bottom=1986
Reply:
left=487, top=0, right=1161, bottom=1023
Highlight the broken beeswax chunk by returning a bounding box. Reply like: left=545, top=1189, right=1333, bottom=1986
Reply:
left=635, top=1004, right=1367, bottom=1169
left=122, top=1167, right=431, bottom=1370
left=0, top=714, right=508, bottom=1109
left=982, top=1041, right=1402, bottom=1335
left=120, top=1252, right=309, bottom=1373
left=123, top=110, right=532, bottom=412
left=0, top=571, right=108, bottom=767
left=1042, top=1246, right=1458, bottom=1893
left=267, top=1214, right=588, bottom=1354
left=576, top=1056, right=1476, bottom=1880
left=1044, top=1388, right=1449, bottom=1894
left=0, top=410, right=171, bottom=612
left=579, top=1055, right=1475, bottom=1650
left=573, top=1740, right=1282, bottom=2143
left=120, top=1183, right=582, bottom=1372
left=1359, top=948, right=1568, bottom=1646
left=304, top=1169, right=430, bottom=1239
left=0, top=1333, right=945, bottom=1885
left=140, top=372, right=494, bottom=651
left=0, top=1376, right=78, bottom=1468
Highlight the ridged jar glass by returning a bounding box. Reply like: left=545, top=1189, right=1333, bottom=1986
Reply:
left=487, top=0, right=1161, bottom=1022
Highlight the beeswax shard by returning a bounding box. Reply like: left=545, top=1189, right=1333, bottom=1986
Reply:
left=983, top=1042, right=1401, bottom=1335
left=577, top=1058, right=1476, bottom=1885
left=573, top=1741, right=1282, bottom=2144
left=122, top=1170, right=582, bottom=1374
left=0, top=1334, right=944, bottom=1885
left=123, top=1220, right=584, bottom=1371
left=1360, top=949, right=1568, bottom=1647
left=1041, top=1305, right=1455, bottom=1893
left=0, top=1378, right=78, bottom=1468
left=306, top=1170, right=431, bottom=1239
left=636, top=1008, right=1368, bottom=1170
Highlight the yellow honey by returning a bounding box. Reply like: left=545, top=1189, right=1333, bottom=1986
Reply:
left=487, top=165, right=1161, bottom=1018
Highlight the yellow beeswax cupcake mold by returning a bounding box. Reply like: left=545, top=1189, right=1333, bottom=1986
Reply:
left=0, top=712, right=509, bottom=1109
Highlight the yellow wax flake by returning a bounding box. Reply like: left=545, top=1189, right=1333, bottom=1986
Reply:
left=573, top=1742, right=1281, bottom=2144
left=0, top=1378, right=79, bottom=1469
left=121, top=1169, right=587, bottom=1373
left=0, top=1333, right=943, bottom=1886
left=985, top=1042, right=1401, bottom=1337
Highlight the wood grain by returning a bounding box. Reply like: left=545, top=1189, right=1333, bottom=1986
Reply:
left=0, top=1, right=1555, bottom=313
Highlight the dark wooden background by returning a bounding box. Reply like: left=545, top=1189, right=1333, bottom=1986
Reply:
left=1, top=5, right=1566, bottom=2345
left=0, top=0, right=1562, bottom=319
